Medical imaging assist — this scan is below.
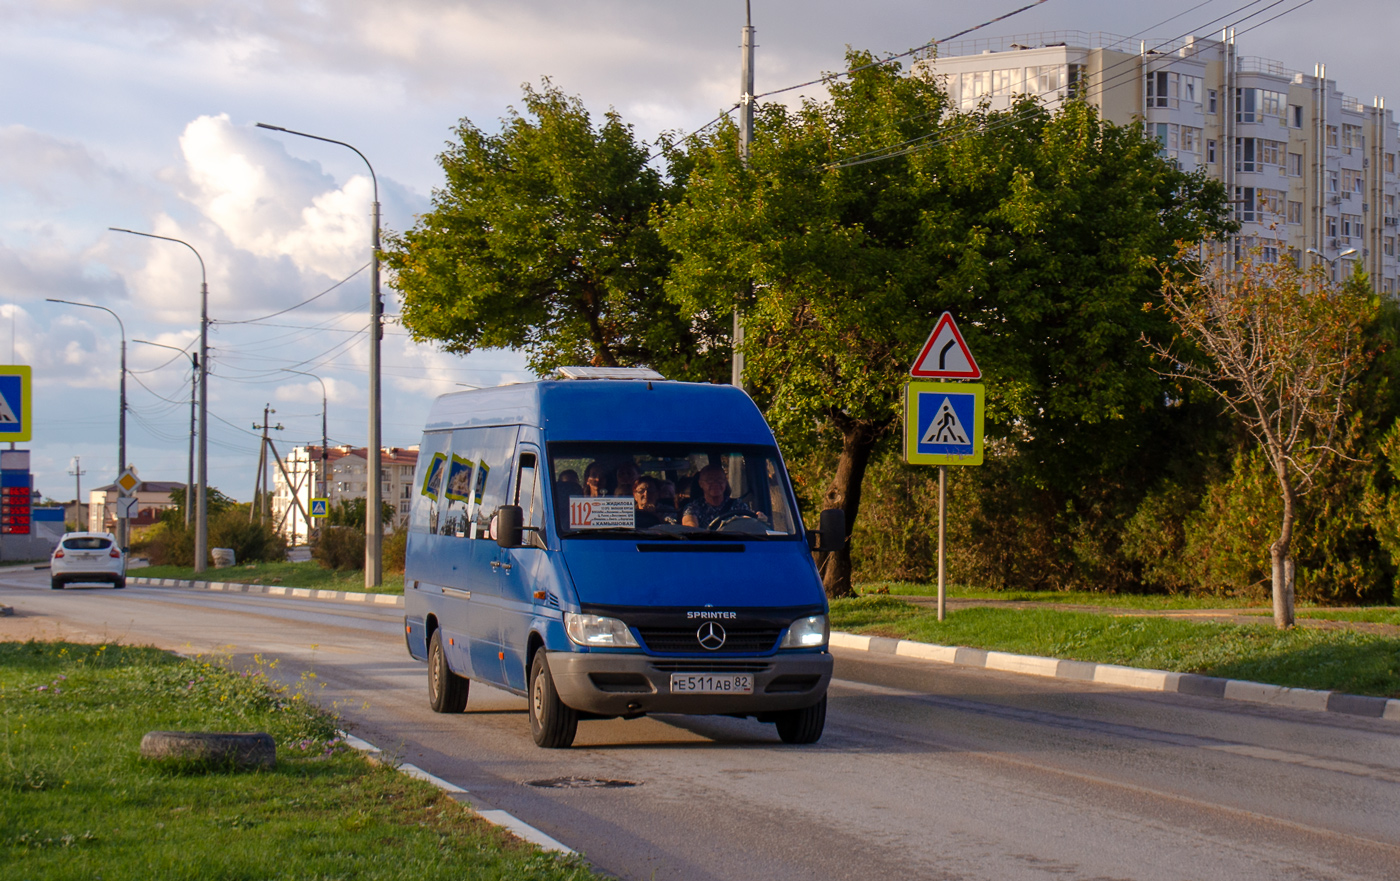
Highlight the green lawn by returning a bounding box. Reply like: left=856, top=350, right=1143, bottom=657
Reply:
left=856, top=581, right=1266, bottom=610
left=0, top=641, right=596, bottom=880
left=830, top=596, right=1400, bottom=697
left=137, top=561, right=404, bottom=594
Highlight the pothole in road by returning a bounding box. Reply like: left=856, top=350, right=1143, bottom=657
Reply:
left=526, top=776, right=639, bottom=789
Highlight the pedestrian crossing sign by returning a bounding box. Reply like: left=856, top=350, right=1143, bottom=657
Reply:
left=310, top=498, right=329, bottom=518
left=0, top=366, right=32, bottom=442
left=904, top=381, right=984, bottom=466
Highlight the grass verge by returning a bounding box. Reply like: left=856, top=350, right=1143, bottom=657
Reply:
left=137, top=561, right=405, bottom=594
left=0, top=641, right=595, bottom=879
left=830, top=596, right=1400, bottom=698
left=856, top=582, right=1266, bottom=610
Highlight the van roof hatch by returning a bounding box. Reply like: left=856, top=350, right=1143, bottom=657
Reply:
left=555, top=366, right=665, bottom=381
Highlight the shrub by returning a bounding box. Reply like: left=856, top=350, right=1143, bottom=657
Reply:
left=209, top=506, right=287, bottom=564
left=382, top=527, right=407, bottom=574
left=314, top=526, right=364, bottom=571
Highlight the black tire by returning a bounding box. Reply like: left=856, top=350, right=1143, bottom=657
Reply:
left=427, top=630, right=469, bottom=713
left=50, top=578, right=63, bottom=590
left=113, top=577, right=126, bottom=590
left=774, top=694, right=827, bottom=744
left=528, top=652, right=578, bottom=749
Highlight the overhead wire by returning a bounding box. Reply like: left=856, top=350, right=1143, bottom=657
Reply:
left=215, top=262, right=371, bottom=325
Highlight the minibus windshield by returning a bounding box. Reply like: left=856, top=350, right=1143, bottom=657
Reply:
left=549, top=443, right=801, bottom=539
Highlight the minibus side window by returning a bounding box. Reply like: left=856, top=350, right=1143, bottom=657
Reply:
left=469, top=426, right=518, bottom=539
left=409, top=431, right=451, bottom=535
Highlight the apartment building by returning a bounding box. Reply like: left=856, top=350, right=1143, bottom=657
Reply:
left=923, top=31, right=1399, bottom=291
left=271, top=444, right=419, bottom=542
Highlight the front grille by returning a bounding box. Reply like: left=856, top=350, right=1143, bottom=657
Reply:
left=637, top=627, right=781, bottom=654
left=651, top=661, right=770, bottom=673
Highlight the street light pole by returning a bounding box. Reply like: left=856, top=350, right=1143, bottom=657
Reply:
left=135, top=340, right=197, bottom=527
left=1305, top=246, right=1359, bottom=281
left=108, top=228, right=209, bottom=573
left=256, top=122, right=383, bottom=587
left=47, top=298, right=126, bottom=549
left=281, top=369, right=328, bottom=541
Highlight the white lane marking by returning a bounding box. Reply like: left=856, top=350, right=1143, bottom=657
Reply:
left=335, top=730, right=575, bottom=855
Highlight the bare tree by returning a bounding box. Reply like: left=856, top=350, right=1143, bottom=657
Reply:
left=1146, top=252, right=1373, bottom=628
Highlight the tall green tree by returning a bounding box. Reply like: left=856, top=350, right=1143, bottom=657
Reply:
left=384, top=82, right=726, bottom=380
left=658, top=53, right=1231, bottom=596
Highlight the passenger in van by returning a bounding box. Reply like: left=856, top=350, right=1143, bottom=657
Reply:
left=612, top=460, right=640, bottom=497
left=681, top=464, right=756, bottom=528
left=632, top=476, right=679, bottom=527
left=557, top=469, right=584, bottom=495
left=658, top=479, right=679, bottom=511
left=583, top=462, right=610, bottom=497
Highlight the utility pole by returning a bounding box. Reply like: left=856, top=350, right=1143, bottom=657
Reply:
left=732, top=0, right=755, bottom=392
left=68, top=457, right=86, bottom=530
left=252, top=405, right=282, bottom=523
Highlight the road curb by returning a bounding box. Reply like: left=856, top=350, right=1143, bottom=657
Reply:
left=128, top=576, right=404, bottom=607
left=337, top=731, right=574, bottom=855
left=830, top=631, right=1400, bottom=723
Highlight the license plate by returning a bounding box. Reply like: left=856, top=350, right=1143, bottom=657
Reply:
left=669, top=673, right=753, bottom=694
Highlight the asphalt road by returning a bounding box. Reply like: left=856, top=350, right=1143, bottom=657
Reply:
left=3, top=570, right=1399, bottom=881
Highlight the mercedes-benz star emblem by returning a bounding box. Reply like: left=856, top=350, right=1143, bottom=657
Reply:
left=696, top=621, right=727, bottom=651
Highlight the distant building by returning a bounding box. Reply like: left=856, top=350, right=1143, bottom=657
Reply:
left=270, top=445, right=419, bottom=542
left=87, top=481, right=185, bottom=533
left=921, top=30, right=1399, bottom=290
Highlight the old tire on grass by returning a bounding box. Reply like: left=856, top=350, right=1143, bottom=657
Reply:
left=529, top=651, right=578, bottom=749
left=139, top=731, right=276, bottom=769
left=428, top=629, right=469, bottom=713
left=774, top=694, right=827, bottom=744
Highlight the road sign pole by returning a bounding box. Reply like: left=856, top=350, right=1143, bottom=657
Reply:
left=937, top=465, right=946, bottom=622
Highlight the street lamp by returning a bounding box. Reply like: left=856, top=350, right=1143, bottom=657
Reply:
left=1306, top=246, right=1359, bottom=280
left=281, top=368, right=328, bottom=543
left=108, top=228, right=210, bottom=573
left=47, top=298, right=126, bottom=549
left=256, top=122, right=383, bottom=587
left=135, top=340, right=197, bottom=527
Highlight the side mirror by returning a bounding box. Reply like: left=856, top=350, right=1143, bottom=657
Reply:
left=495, top=505, right=523, bottom=548
left=809, top=508, right=846, bottom=552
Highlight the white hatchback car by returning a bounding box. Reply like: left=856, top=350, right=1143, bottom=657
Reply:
left=51, top=532, right=126, bottom=590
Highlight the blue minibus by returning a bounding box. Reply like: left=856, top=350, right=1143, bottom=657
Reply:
left=403, top=367, right=842, bottom=747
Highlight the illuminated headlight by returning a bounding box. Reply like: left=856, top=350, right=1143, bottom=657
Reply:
left=781, top=614, right=829, bottom=649
left=564, top=613, right=639, bottom=648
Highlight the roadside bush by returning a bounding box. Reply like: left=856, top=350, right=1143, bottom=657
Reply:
left=382, top=527, right=407, bottom=574
left=209, top=506, right=287, bottom=564
left=314, top=526, right=364, bottom=571
left=133, top=520, right=195, bottom=567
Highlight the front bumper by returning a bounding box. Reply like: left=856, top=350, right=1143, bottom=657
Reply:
left=547, top=650, right=832, bottom=716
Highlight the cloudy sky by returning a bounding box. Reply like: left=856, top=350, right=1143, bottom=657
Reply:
left=2, top=0, right=1393, bottom=506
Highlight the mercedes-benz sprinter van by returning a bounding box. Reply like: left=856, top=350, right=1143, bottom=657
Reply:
left=403, top=367, right=841, bottom=748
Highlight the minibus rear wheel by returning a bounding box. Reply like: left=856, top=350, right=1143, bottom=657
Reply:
left=529, top=653, right=578, bottom=748
left=428, top=630, right=469, bottom=713
left=774, top=694, right=827, bottom=744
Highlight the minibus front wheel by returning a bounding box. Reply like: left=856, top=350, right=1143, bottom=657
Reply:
left=774, top=694, right=827, bottom=744
left=529, top=653, right=579, bottom=749
left=428, top=630, right=469, bottom=713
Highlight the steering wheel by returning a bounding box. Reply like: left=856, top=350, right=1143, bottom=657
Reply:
left=708, top=511, right=768, bottom=534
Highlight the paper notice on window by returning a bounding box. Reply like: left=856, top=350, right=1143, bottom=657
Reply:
left=569, top=496, right=636, bottom=529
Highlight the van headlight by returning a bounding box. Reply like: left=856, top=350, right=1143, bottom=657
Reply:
left=564, top=613, right=639, bottom=648
left=781, top=614, right=829, bottom=649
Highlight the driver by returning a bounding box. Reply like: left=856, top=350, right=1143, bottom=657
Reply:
left=681, top=463, right=755, bottom=528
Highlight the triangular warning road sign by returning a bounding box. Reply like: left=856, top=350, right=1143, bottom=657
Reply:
left=910, top=312, right=981, bottom=379
left=920, top=397, right=970, bottom=446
